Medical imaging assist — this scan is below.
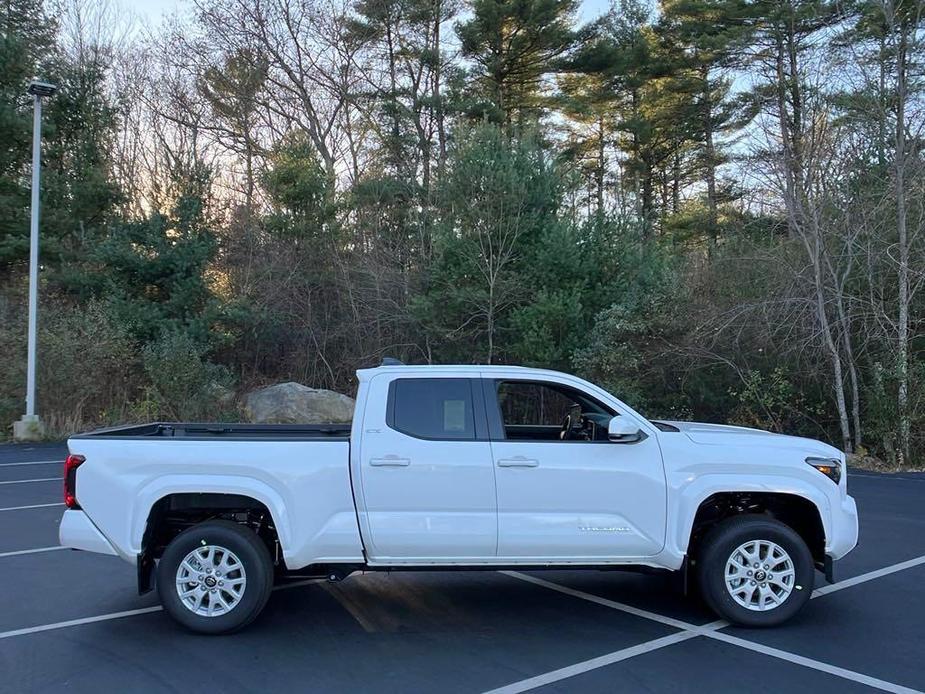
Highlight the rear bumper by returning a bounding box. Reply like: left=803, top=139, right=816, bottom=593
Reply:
left=59, top=510, right=118, bottom=556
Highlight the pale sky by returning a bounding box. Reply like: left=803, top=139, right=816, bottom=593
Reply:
left=132, top=0, right=613, bottom=29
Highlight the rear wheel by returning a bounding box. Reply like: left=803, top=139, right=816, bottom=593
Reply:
left=157, top=520, right=273, bottom=634
left=696, top=515, right=814, bottom=627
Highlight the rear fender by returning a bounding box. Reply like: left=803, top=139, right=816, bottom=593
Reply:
left=132, top=475, right=290, bottom=558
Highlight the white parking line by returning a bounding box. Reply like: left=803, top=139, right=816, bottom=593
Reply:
left=0, top=552, right=922, bottom=692
left=0, top=477, right=61, bottom=486
left=0, top=460, right=61, bottom=467
left=499, top=570, right=711, bottom=632
left=0, top=578, right=322, bottom=641
left=812, top=555, right=925, bottom=598
left=0, top=606, right=165, bottom=640
left=0, top=503, right=63, bottom=512
left=704, top=631, right=922, bottom=693
left=497, top=559, right=925, bottom=694
left=482, top=631, right=700, bottom=694
left=0, top=546, right=66, bottom=559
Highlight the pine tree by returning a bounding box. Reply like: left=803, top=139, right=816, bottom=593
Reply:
left=418, top=124, right=563, bottom=362
left=0, top=0, right=121, bottom=275
left=84, top=162, right=222, bottom=346
left=568, top=0, right=686, bottom=233
left=199, top=48, right=268, bottom=213
left=657, top=0, right=756, bottom=242
left=457, top=0, right=578, bottom=126
left=0, top=0, right=57, bottom=267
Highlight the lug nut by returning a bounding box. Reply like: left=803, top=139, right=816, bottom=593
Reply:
left=219, top=581, right=224, bottom=586
left=753, top=563, right=759, bottom=568
left=210, top=589, right=216, bottom=593
left=750, top=580, right=756, bottom=585
left=207, top=568, right=212, bottom=573
left=764, top=564, right=769, bottom=570
left=747, top=570, right=752, bottom=576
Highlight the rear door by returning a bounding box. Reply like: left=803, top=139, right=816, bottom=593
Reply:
left=356, top=373, right=497, bottom=562
left=484, top=376, right=667, bottom=560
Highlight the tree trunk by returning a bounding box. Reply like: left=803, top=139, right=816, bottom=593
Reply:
left=486, top=284, right=495, bottom=364
left=596, top=115, right=605, bottom=224
left=894, top=16, right=910, bottom=466
left=834, top=293, right=862, bottom=450
left=385, top=22, right=402, bottom=173
left=672, top=152, right=681, bottom=214
left=700, top=64, right=718, bottom=243
left=434, top=0, right=447, bottom=180
left=812, top=240, right=853, bottom=454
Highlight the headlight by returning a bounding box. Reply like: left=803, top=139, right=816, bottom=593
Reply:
left=806, top=456, right=842, bottom=484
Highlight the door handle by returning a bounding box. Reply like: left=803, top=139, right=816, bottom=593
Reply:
left=497, top=457, right=539, bottom=468
left=370, top=455, right=411, bottom=467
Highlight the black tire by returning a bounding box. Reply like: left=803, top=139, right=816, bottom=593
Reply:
left=696, top=514, right=814, bottom=627
left=157, top=520, right=273, bottom=634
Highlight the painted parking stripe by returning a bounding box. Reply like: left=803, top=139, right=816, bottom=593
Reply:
left=0, top=477, right=61, bottom=486
left=0, top=460, right=61, bottom=467
left=812, top=554, right=925, bottom=598
left=0, top=503, right=63, bottom=512
left=499, top=570, right=709, bottom=632
left=0, top=546, right=66, bottom=559
left=704, top=630, right=923, bottom=694
left=498, top=562, right=925, bottom=694
left=503, top=553, right=925, bottom=615
left=0, top=579, right=322, bottom=641
left=0, top=606, right=165, bottom=640
left=482, top=631, right=700, bottom=694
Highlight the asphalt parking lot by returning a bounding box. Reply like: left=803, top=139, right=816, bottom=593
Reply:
left=1, top=443, right=923, bottom=694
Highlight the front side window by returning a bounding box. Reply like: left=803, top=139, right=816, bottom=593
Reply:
left=389, top=378, right=476, bottom=440
left=495, top=380, right=614, bottom=441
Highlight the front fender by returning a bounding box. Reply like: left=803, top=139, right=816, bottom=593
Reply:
left=671, top=473, right=832, bottom=557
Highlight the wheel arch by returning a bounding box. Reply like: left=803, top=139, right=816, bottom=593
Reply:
left=684, top=490, right=827, bottom=567
left=133, top=476, right=291, bottom=552
left=135, top=479, right=290, bottom=594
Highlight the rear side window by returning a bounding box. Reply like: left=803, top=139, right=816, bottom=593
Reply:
left=388, top=378, right=476, bottom=440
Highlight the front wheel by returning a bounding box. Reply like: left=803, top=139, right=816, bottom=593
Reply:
left=696, top=515, right=814, bottom=627
left=157, top=520, right=274, bottom=634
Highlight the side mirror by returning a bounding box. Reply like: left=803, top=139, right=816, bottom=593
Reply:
left=608, top=415, right=643, bottom=443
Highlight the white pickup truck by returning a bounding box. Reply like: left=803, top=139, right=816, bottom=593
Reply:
left=60, top=362, right=858, bottom=634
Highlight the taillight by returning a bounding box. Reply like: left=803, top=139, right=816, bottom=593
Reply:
left=64, top=454, right=85, bottom=509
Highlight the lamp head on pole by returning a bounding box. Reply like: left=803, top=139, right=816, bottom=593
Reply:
left=27, top=80, right=57, bottom=98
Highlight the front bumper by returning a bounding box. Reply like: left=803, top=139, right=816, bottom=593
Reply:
left=59, top=510, right=118, bottom=556
left=824, top=494, right=859, bottom=581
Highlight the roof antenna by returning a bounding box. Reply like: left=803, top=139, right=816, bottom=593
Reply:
left=380, top=357, right=404, bottom=366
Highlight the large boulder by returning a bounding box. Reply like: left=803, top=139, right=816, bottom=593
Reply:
left=244, top=382, right=355, bottom=424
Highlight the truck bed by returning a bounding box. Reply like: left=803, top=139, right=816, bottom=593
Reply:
left=72, top=422, right=352, bottom=440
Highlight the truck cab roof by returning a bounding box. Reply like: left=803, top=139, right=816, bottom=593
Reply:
left=357, top=363, right=567, bottom=381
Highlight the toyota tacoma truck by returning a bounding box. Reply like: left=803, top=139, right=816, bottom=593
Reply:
left=59, top=361, right=858, bottom=634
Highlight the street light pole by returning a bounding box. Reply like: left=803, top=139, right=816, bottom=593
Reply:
left=26, top=90, right=43, bottom=417
left=14, top=80, right=56, bottom=442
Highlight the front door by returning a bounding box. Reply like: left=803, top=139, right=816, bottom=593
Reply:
left=485, top=377, right=667, bottom=560
left=357, top=373, right=497, bottom=562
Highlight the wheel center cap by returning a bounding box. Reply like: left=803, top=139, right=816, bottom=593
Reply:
left=754, top=570, right=767, bottom=582
left=204, top=576, right=217, bottom=588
